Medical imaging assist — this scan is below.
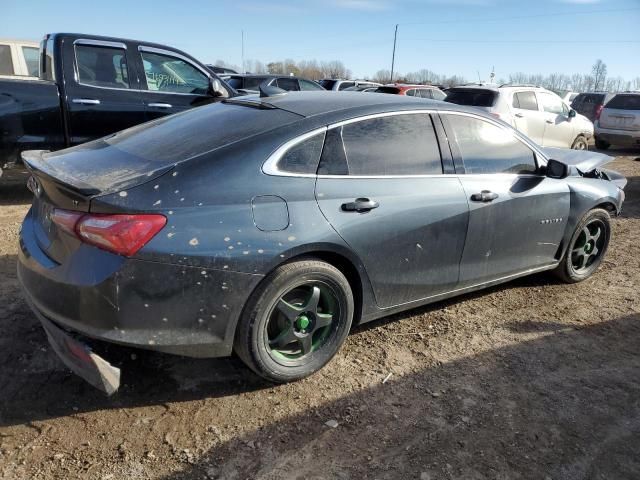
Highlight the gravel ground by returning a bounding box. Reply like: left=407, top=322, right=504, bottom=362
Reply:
left=0, top=150, right=639, bottom=480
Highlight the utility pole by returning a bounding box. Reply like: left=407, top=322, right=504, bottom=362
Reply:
left=241, top=30, right=245, bottom=73
left=390, top=24, right=398, bottom=83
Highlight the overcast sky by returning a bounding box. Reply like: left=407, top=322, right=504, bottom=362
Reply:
left=4, top=0, right=640, bottom=81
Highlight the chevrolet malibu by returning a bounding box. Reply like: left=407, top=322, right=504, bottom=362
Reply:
left=18, top=92, right=626, bottom=394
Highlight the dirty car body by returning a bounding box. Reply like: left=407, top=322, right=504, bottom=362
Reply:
left=17, top=92, right=625, bottom=393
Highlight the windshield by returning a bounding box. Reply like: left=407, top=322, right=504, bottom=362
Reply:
left=445, top=89, right=497, bottom=107
left=606, top=94, right=640, bottom=110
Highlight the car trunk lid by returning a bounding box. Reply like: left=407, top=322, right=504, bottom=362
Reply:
left=599, top=95, right=640, bottom=131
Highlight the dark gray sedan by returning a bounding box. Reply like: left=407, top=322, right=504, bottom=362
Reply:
left=18, top=92, right=626, bottom=393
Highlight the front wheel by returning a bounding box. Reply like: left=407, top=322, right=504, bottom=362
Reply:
left=234, top=259, right=354, bottom=383
left=571, top=135, right=588, bottom=150
left=554, top=208, right=611, bottom=283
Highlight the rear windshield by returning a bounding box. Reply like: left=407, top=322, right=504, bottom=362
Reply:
left=373, top=86, right=400, bottom=94
left=606, top=94, right=640, bottom=110
left=445, top=89, right=497, bottom=107
left=319, top=79, right=337, bottom=90
left=42, top=103, right=300, bottom=192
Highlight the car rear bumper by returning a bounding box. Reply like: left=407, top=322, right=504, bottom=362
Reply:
left=595, top=126, right=640, bottom=145
left=18, top=209, right=263, bottom=358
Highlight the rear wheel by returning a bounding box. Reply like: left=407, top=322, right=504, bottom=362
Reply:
left=595, top=137, right=610, bottom=150
left=554, top=208, right=611, bottom=283
left=234, top=259, right=354, bottom=383
left=571, top=135, right=588, bottom=150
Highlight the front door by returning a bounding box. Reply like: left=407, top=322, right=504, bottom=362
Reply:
left=441, top=112, right=570, bottom=287
left=538, top=92, right=574, bottom=148
left=135, top=46, right=222, bottom=121
left=315, top=112, right=469, bottom=308
left=64, top=40, right=146, bottom=145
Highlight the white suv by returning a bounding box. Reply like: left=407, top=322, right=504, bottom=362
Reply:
left=319, top=79, right=381, bottom=91
left=445, top=84, right=594, bottom=149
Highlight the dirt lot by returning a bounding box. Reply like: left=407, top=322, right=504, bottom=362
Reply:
left=1, top=151, right=639, bottom=480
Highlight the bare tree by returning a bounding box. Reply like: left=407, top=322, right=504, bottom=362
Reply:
left=591, top=59, right=607, bottom=91
left=373, top=69, right=392, bottom=84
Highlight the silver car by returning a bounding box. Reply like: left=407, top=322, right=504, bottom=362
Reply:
left=595, top=93, right=640, bottom=149
left=445, top=84, right=594, bottom=150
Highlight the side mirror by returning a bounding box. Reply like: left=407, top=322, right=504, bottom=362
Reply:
left=568, top=109, right=576, bottom=118
left=545, top=159, right=569, bottom=179
left=209, top=77, right=226, bottom=97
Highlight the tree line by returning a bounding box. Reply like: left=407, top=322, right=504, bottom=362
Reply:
left=214, top=58, right=640, bottom=93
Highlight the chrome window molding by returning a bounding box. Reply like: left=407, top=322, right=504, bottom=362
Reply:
left=73, top=39, right=127, bottom=49
left=262, top=109, right=549, bottom=178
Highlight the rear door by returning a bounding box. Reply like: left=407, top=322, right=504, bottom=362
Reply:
left=315, top=112, right=469, bottom=308
left=511, top=90, right=545, bottom=144
left=135, top=46, right=221, bottom=121
left=538, top=91, right=574, bottom=148
left=63, top=39, right=146, bottom=145
left=440, top=112, right=569, bottom=286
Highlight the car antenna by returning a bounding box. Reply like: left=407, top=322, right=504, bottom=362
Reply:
left=259, top=82, right=287, bottom=98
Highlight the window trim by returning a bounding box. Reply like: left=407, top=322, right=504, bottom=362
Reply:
left=262, top=110, right=548, bottom=178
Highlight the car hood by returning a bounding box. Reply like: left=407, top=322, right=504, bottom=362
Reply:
left=543, top=147, right=614, bottom=171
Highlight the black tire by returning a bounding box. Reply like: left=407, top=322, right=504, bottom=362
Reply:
left=554, top=208, right=611, bottom=283
left=234, top=259, right=354, bottom=383
left=595, top=137, right=610, bottom=150
left=571, top=135, right=588, bottom=150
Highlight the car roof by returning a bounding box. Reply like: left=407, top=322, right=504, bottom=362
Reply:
left=226, top=91, right=462, bottom=119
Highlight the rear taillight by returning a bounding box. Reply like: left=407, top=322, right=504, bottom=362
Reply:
left=51, top=209, right=166, bottom=257
left=595, top=104, right=604, bottom=120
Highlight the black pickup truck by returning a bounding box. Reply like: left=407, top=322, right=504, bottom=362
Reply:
left=0, top=32, right=234, bottom=178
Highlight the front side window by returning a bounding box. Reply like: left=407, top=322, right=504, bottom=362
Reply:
left=318, top=114, right=443, bottom=176
left=22, top=46, right=39, bottom=76
left=432, top=89, right=446, bottom=101
left=338, top=81, right=355, bottom=91
left=405, top=89, right=416, bottom=96
left=513, top=91, right=538, bottom=111
left=0, top=44, right=14, bottom=75
left=76, top=45, right=129, bottom=89
left=299, top=79, right=323, bottom=91
left=446, top=114, right=537, bottom=175
left=539, top=92, right=563, bottom=115
left=141, top=51, right=208, bottom=94
left=277, top=132, right=325, bottom=174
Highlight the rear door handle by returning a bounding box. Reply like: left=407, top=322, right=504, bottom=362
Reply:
left=147, top=102, right=172, bottom=108
left=546, top=119, right=554, bottom=124
left=341, top=197, right=379, bottom=212
left=72, top=98, right=101, bottom=105
left=470, top=190, right=499, bottom=202
left=515, top=113, right=524, bottom=118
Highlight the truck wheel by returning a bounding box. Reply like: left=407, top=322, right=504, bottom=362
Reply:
left=595, top=137, right=610, bottom=150
left=553, top=208, right=611, bottom=284
left=571, top=136, right=588, bottom=150
left=234, top=259, right=354, bottom=383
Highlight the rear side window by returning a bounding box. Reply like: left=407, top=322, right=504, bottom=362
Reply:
left=141, top=51, right=209, bottom=94
left=445, top=90, right=497, bottom=107
left=76, top=44, right=129, bottom=89
left=22, top=46, right=39, bottom=76
left=338, top=81, right=355, bottom=90
left=300, top=79, right=323, bottom=91
left=0, top=44, right=14, bottom=75
left=276, top=77, right=300, bottom=91
left=277, top=132, right=325, bottom=174
left=446, top=114, right=537, bottom=174
left=606, top=94, right=640, bottom=110
left=318, top=114, right=442, bottom=176
left=432, top=89, right=446, bottom=101
left=513, top=91, right=538, bottom=110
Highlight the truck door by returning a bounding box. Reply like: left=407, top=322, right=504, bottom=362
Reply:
left=63, top=39, right=146, bottom=145
left=134, top=46, right=221, bottom=121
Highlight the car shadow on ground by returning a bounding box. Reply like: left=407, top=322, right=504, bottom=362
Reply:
left=153, top=313, right=640, bottom=479
left=0, top=180, right=31, bottom=206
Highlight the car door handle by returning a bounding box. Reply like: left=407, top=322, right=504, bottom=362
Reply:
left=546, top=120, right=554, bottom=124
left=515, top=113, right=524, bottom=118
left=470, top=190, right=499, bottom=202
left=147, top=103, right=172, bottom=108
left=72, top=98, right=101, bottom=105
left=341, top=198, right=379, bottom=212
